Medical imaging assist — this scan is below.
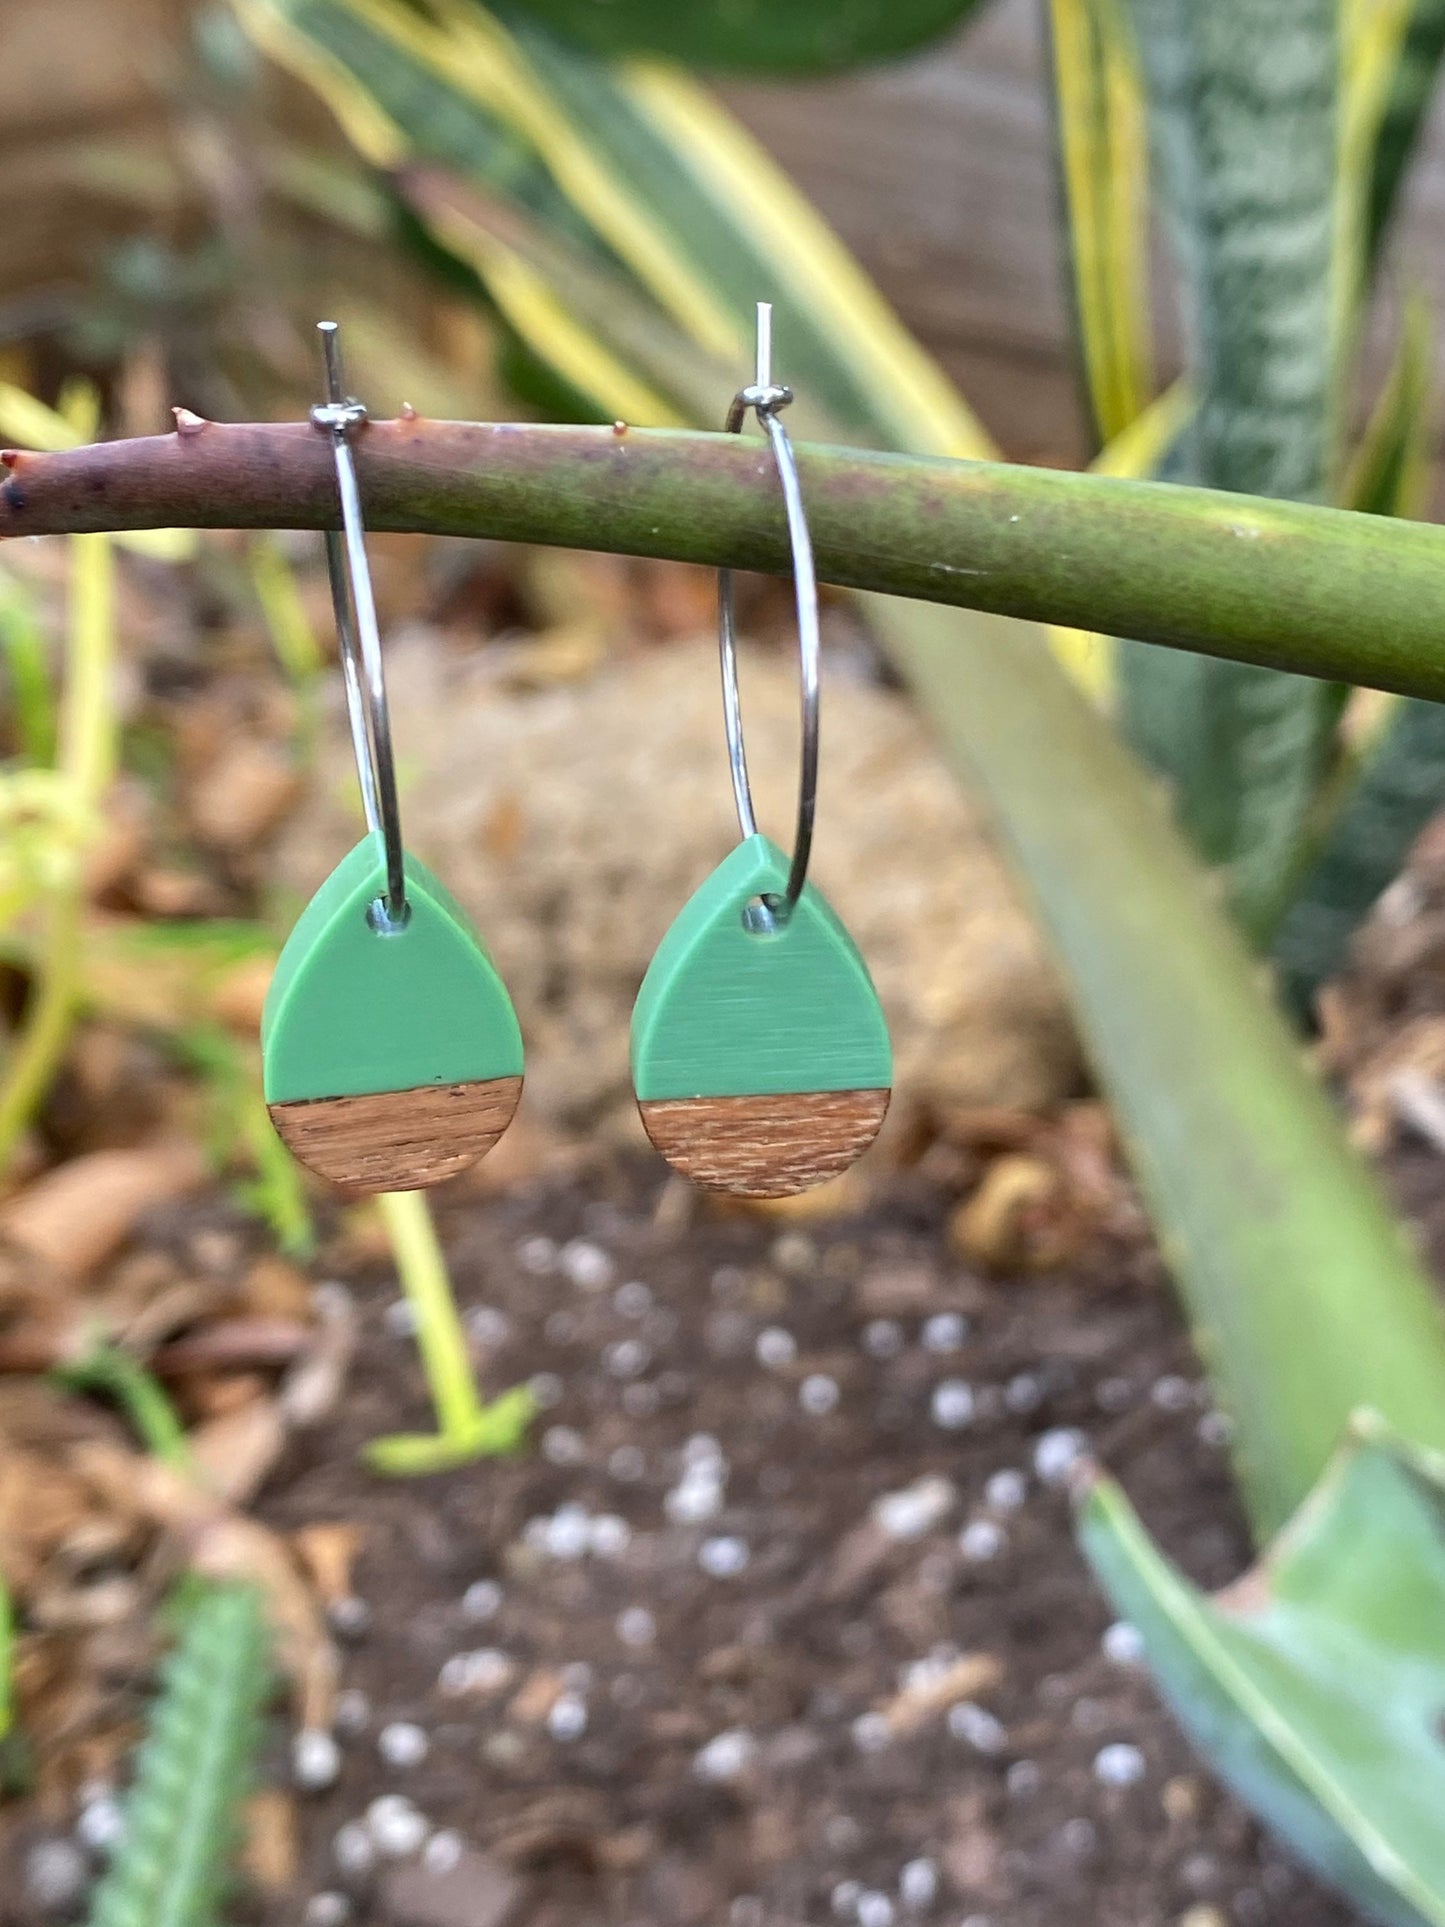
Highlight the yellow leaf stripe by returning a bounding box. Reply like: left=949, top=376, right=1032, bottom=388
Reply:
left=234, top=0, right=407, bottom=165
left=620, top=63, right=994, bottom=464
left=1333, top=0, right=1414, bottom=395
left=1047, top=0, right=1153, bottom=444
left=420, top=198, right=685, bottom=425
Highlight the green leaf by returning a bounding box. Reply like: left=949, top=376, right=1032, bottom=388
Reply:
left=869, top=594, right=1445, bottom=1539
left=87, top=1582, right=272, bottom=1927
left=0, top=566, right=57, bottom=766
left=1272, top=293, right=1439, bottom=1013
left=181, top=1025, right=316, bottom=1259
left=1119, top=0, right=1345, bottom=935
left=54, top=1340, right=191, bottom=1467
left=1079, top=1422, right=1445, bottom=1927
left=1046, top=0, right=1154, bottom=448
left=236, top=0, right=742, bottom=366
left=1364, top=0, right=1445, bottom=270
left=495, top=0, right=987, bottom=74
left=238, top=0, right=992, bottom=455
left=1345, top=287, right=1435, bottom=523
left=1275, top=695, right=1445, bottom=1017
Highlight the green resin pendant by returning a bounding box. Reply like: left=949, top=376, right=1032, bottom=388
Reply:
left=631, top=833, right=891, bottom=1197
left=263, top=833, right=523, bottom=1194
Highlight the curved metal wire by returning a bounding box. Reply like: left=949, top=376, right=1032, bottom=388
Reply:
left=311, top=321, right=407, bottom=927
left=718, top=302, right=820, bottom=926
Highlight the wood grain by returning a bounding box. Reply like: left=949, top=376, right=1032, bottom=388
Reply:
left=638, top=1088, right=890, bottom=1199
left=269, top=1075, right=523, bottom=1196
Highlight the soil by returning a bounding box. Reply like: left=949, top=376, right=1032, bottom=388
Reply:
left=17, top=1152, right=1364, bottom=1927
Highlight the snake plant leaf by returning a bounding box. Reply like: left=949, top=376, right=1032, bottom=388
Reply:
left=497, top=0, right=988, bottom=75
left=1078, top=1421, right=1445, bottom=1927
left=397, top=165, right=712, bottom=422
left=1119, top=0, right=1345, bottom=939
left=1276, top=695, right=1445, bottom=1019
left=1343, top=289, right=1436, bottom=525
left=236, top=0, right=992, bottom=458
left=867, top=593, right=1445, bottom=1541
left=1045, top=0, right=1153, bottom=448
left=1363, top=0, right=1445, bottom=270
left=1272, top=293, right=1440, bottom=1016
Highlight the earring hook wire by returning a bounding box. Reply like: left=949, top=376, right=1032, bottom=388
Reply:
left=717, top=301, right=820, bottom=925
left=311, top=320, right=408, bottom=927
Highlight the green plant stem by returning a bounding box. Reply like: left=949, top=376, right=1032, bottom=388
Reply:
left=54, top=1340, right=191, bottom=1468
left=8, top=421, right=1445, bottom=700
left=0, top=534, right=114, bottom=1169
left=0, top=565, right=57, bottom=764
left=870, top=595, right=1445, bottom=1537
left=247, top=533, right=323, bottom=755
left=376, top=1189, right=485, bottom=1437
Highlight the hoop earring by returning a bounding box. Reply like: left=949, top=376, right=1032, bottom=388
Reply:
left=630, top=304, right=892, bottom=1199
left=262, top=323, right=524, bottom=1195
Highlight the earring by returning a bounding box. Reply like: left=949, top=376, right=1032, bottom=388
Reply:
left=262, top=323, right=523, bottom=1196
left=630, top=304, right=891, bottom=1200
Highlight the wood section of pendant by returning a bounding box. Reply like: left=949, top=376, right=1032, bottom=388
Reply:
left=638, top=1087, right=889, bottom=1198
left=630, top=834, right=893, bottom=1200
left=270, top=1074, right=523, bottom=1197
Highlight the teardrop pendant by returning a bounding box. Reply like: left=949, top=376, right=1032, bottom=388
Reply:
left=631, top=834, right=891, bottom=1198
left=263, top=833, right=523, bottom=1195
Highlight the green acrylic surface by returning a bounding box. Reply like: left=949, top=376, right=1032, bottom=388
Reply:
left=262, top=832, right=523, bottom=1104
left=630, top=834, right=891, bottom=1101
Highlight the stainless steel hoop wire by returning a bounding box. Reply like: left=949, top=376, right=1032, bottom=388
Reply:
left=310, top=320, right=408, bottom=928
left=718, top=302, right=820, bottom=929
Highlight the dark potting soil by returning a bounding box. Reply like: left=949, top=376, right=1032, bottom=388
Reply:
left=225, top=1156, right=1368, bottom=1927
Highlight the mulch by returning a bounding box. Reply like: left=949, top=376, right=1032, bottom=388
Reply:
left=109, top=1153, right=1366, bottom=1927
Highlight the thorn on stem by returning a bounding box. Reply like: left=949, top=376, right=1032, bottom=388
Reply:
left=0, top=449, right=19, bottom=469
left=612, top=420, right=629, bottom=437
left=400, top=402, right=418, bottom=422
left=173, top=408, right=210, bottom=437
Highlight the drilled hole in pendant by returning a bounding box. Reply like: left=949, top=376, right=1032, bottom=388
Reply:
left=367, top=894, right=411, bottom=935
left=741, top=893, right=790, bottom=937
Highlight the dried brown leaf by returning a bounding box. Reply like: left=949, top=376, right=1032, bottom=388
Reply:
left=290, top=1521, right=361, bottom=1606
left=188, top=1395, right=288, bottom=1505
left=243, top=1790, right=301, bottom=1893
left=1, top=1142, right=207, bottom=1277
left=187, top=738, right=302, bottom=851
left=878, top=1651, right=1003, bottom=1738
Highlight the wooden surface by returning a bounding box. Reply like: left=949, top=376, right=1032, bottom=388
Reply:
left=638, top=1088, right=890, bottom=1198
left=269, top=1074, right=523, bottom=1195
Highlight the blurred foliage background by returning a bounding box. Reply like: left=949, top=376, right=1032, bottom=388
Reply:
left=9, top=3, right=1445, bottom=1924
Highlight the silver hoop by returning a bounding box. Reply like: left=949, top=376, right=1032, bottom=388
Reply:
left=718, top=301, right=820, bottom=929
left=311, top=321, right=408, bottom=929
